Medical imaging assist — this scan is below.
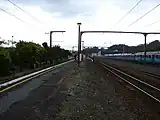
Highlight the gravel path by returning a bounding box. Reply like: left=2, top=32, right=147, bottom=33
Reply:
left=56, top=60, right=160, bottom=120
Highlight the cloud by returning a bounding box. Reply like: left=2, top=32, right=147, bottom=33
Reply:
left=11, top=0, right=101, bottom=18
left=0, top=0, right=160, bottom=50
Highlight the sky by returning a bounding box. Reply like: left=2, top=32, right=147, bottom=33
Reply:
left=0, top=0, right=160, bottom=50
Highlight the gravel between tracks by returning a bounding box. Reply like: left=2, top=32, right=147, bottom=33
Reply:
left=98, top=58, right=160, bottom=75
left=55, top=60, right=160, bottom=120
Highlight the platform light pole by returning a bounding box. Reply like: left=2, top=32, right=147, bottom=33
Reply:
left=77, top=23, right=82, bottom=66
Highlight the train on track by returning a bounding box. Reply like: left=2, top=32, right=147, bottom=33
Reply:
left=104, top=51, right=160, bottom=64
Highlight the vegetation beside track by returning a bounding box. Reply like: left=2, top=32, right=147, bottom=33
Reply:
left=83, top=40, right=160, bottom=55
left=0, top=41, right=72, bottom=79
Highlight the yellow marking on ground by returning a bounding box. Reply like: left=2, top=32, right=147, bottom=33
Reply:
left=0, top=60, right=74, bottom=94
left=0, top=79, right=30, bottom=93
left=0, top=69, right=49, bottom=94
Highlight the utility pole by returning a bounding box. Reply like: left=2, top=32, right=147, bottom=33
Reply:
left=77, top=23, right=82, bottom=66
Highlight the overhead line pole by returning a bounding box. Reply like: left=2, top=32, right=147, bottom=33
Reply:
left=144, top=33, right=147, bottom=61
left=81, top=31, right=160, bottom=35
left=77, top=24, right=160, bottom=66
left=49, top=31, right=65, bottom=48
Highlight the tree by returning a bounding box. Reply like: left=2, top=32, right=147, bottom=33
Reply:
left=147, top=40, right=160, bottom=51
left=15, top=41, right=45, bottom=69
left=0, top=40, right=5, bottom=45
left=42, top=42, right=49, bottom=48
left=0, top=47, right=12, bottom=76
left=101, top=40, right=160, bottom=54
left=0, top=40, right=72, bottom=77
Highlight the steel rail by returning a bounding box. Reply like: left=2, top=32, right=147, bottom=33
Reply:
left=131, top=68, right=160, bottom=79
left=107, top=63, right=160, bottom=81
left=100, top=62, right=160, bottom=103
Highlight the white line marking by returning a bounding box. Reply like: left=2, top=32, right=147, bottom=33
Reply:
left=0, top=60, right=74, bottom=89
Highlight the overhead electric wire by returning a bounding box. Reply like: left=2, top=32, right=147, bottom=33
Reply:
left=0, top=7, right=46, bottom=32
left=0, top=7, right=28, bottom=24
left=144, top=19, right=160, bottom=27
left=127, top=3, right=160, bottom=27
left=115, top=0, right=143, bottom=25
left=7, top=0, right=45, bottom=25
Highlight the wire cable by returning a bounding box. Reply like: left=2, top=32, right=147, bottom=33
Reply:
left=0, top=7, right=46, bottom=33
left=115, top=0, right=143, bottom=26
left=0, top=7, right=28, bottom=24
left=7, top=0, right=45, bottom=25
left=127, top=3, right=160, bottom=27
left=144, top=19, right=160, bottom=27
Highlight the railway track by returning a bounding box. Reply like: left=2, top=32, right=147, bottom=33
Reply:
left=99, top=62, right=160, bottom=103
left=109, top=63, right=160, bottom=80
left=130, top=68, right=160, bottom=80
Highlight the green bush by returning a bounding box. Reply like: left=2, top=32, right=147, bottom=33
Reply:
left=0, top=48, right=12, bottom=76
left=0, top=41, right=72, bottom=77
